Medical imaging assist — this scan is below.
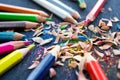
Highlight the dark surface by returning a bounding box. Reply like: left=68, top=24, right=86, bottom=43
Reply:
left=0, top=0, right=120, bottom=80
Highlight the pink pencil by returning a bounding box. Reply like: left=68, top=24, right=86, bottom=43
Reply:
left=0, top=41, right=30, bottom=55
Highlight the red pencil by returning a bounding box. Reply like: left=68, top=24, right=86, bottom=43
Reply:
left=85, top=0, right=106, bottom=25
left=85, top=54, right=108, bottom=80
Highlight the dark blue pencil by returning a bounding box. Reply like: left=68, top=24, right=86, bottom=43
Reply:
left=27, top=45, right=60, bottom=80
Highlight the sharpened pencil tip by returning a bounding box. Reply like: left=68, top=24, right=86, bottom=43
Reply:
left=24, top=41, right=31, bottom=45
left=74, top=20, right=78, bottom=24
left=27, top=44, right=35, bottom=50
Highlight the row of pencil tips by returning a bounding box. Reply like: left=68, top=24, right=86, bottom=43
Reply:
left=0, top=3, right=52, bottom=31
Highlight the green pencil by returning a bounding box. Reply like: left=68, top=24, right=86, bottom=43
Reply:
left=0, top=12, right=52, bottom=22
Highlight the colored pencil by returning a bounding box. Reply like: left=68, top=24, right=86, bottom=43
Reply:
left=48, top=0, right=81, bottom=19
left=0, top=21, right=40, bottom=30
left=0, top=3, right=49, bottom=17
left=78, top=0, right=87, bottom=9
left=32, top=0, right=77, bottom=24
left=27, top=45, right=60, bottom=80
left=0, top=32, right=26, bottom=41
left=85, top=0, right=106, bottom=25
left=85, top=54, right=108, bottom=80
left=0, top=41, right=30, bottom=55
left=0, top=12, right=52, bottom=22
left=0, top=44, right=35, bottom=75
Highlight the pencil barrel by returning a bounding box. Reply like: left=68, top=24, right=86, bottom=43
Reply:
left=0, top=3, right=49, bottom=17
left=27, top=53, right=55, bottom=80
left=0, top=32, right=15, bottom=41
left=0, top=12, right=39, bottom=22
left=86, top=61, right=108, bottom=80
left=0, top=21, right=25, bottom=29
left=0, top=51, right=23, bottom=75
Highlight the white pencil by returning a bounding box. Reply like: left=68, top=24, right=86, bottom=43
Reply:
left=32, top=0, right=78, bottom=24
left=48, top=0, right=81, bottom=19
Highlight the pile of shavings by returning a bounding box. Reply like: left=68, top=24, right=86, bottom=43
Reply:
left=28, top=17, right=120, bottom=80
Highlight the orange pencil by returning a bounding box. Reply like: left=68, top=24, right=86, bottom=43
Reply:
left=0, top=3, right=49, bottom=17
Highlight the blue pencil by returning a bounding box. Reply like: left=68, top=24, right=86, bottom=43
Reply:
left=27, top=45, right=60, bottom=80
left=0, top=32, right=26, bottom=41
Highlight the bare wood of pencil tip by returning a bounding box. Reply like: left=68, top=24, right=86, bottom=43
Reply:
left=14, top=32, right=25, bottom=41
left=0, top=3, right=49, bottom=17
left=11, top=41, right=30, bottom=49
left=72, top=11, right=81, bottom=19
left=85, top=53, right=96, bottom=62
left=25, top=21, right=39, bottom=29
left=65, top=15, right=78, bottom=24
left=49, top=0, right=81, bottom=19
left=37, top=15, right=48, bottom=23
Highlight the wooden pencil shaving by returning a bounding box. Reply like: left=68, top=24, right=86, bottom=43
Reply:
left=60, top=56, right=73, bottom=62
left=99, top=20, right=105, bottom=27
left=68, top=60, right=78, bottom=68
left=40, top=38, right=53, bottom=45
left=101, top=8, right=104, bottom=13
left=101, top=18, right=109, bottom=21
left=107, top=20, right=112, bottom=27
left=76, top=57, right=87, bottom=80
left=104, top=50, right=111, bottom=56
left=59, top=22, right=71, bottom=26
left=33, top=27, right=43, bottom=36
left=76, top=71, right=88, bottom=80
left=112, top=49, right=120, bottom=55
left=32, top=37, right=43, bottom=43
left=94, top=48, right=104, bottom=58
left=44, top=25, right=51, bottom=30
left=46, top=21, right=55, bottom=25
left=49, top=68, right=56, bottom=78
left=118, top=59, right=120, bottom=69
left=98, top=20, right=110, bottom=30
left=108, top=7, right=112, bottom=12
left=78, top=57, right=86, bottom=71
left=54, top=61, right=64, bottom=66
left=54, top=33, right=60, bottom=44
left=88, top=24, right=95, bottom=32
left=35, top=54, right=42, bottom=61
left=99, top=43, right=112, bottom=50
left=73, top=55, right=83, bottom=62
left=28, top=61, right=39, bottom=69
left=65, top=52, right=74, bottom=56
left=116, top=72, right=120, bottom=79
left=101, top=25, right=110, bottom=30
left=111, top=17, right=120, bottom=22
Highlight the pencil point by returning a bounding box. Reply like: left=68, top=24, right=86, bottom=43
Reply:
left=46, top=18, right=52, bottom=21
left=22, top=35, right=28, bottom=41
left=74, top=20, right=78, bottom=24
left=24, top=41, right=31, bottom=45
left=27, top=44, right=35, bottom=50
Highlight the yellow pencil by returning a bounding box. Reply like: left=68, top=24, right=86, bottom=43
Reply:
left=0, top=44, right=35, bottom=76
